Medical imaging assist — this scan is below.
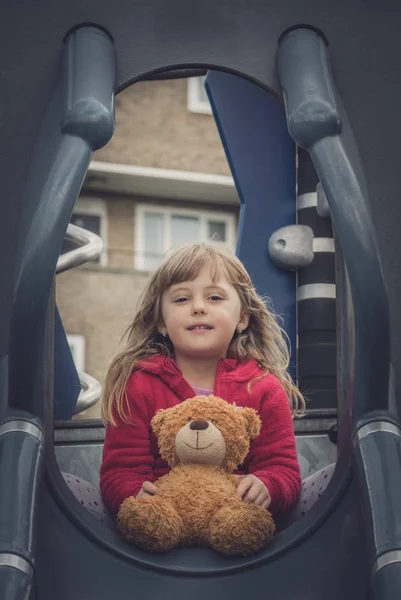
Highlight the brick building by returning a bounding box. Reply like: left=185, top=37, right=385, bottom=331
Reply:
left=56, top=76, right=239, bottom=418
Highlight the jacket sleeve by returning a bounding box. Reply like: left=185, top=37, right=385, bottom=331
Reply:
left=99, top=376, right=155, bottom=515
left=246, top=380, right=302, bottom=516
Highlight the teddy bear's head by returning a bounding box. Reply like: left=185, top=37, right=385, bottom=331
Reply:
left=151, top=395, right=261, bottom=472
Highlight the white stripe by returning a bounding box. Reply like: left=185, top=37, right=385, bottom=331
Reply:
left=312, top=238, right=335, bottom=253
left=0, top=421, right=44, bottom=443
left=297, top=193, right=317, bottom=210
left=354, top=421, right=401, bottom=445
left=0, top=553, right=33, bottom=577
left=298, top=284, right=336, bottom=301
left=372, top=550, right=401, bottom=577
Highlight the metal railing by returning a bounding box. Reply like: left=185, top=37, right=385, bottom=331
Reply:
left=75, top=372, right=102, bottom=415
left=56, top=223, right=103, bottom=274
left=57, top=223, right=103, bottom=414
left=278, top=28, right=390, bottom=421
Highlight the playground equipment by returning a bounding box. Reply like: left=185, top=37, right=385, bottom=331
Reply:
left=1, top=3, right=401, bottom=599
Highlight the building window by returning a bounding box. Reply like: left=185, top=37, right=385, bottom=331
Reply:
left=64, top=197, right=108, bottom=266
left=67, top=334, right=86, bottom=373
left=187, top=76, right=212, bottom=115
left=134, top=205, right=236, bottom=271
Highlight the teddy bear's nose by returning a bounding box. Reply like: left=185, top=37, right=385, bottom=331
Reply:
left=189, top=419, right=209, bottom=431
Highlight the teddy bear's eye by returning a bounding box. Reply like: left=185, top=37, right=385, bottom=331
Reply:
left=211, top=419, right=217, bottom=424
left=187, top=417, right=193, bottom=422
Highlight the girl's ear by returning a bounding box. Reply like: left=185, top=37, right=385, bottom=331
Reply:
left=241, top=407, right=261, bottom=439
left=151, top=409, right=167, bottom=436
left=238, top=312, right=250, bottom=331
left=157, top=321, right=167, bottom=336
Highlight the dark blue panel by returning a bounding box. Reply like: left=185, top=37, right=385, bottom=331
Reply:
left=205, top=72, right=296, bottom=367
left=54, top=307, right=80, bottom=420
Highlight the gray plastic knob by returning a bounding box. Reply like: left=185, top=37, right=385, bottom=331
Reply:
left=268, top=225, right=314, bottom=270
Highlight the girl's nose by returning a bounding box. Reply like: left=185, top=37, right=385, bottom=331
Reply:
left=191, top=299, right=206, bottom=314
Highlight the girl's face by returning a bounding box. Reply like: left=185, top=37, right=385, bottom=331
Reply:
left=160, top=266, right=249, bottom=360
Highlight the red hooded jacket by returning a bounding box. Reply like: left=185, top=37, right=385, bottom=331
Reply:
left=100, top=355, right=301, bottom=517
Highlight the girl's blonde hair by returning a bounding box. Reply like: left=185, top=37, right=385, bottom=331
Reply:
left=102, top=243, right=306, bottom=425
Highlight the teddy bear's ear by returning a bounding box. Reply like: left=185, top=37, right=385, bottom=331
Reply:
left=241, top=408, right=261, bottom=439
left=151, top=409, right=167, bottom=436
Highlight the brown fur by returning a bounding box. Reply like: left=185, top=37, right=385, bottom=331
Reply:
left=117, top=396, right=275, bottom=555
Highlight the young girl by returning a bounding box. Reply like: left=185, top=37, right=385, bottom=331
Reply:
left=100, top=243, right=305, bottom=519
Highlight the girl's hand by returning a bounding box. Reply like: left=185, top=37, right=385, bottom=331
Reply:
left=235, top=474, right=271, bottom=509
left=137, top=481, right=158, bottom=498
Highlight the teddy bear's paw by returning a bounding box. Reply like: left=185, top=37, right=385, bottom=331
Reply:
left=208, top=501, right=275, bottom=556
left=117, top=496, right=185, bottom=552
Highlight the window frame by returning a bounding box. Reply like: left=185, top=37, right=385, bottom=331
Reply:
left=187, top=76, right=213, bottom=115
left=134, top=203, right=237, bottom=271
left=72, top=197, right=108, bottom=266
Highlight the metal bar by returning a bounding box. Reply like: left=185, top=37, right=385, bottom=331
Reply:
left=75, top=372, right=101, bottom=415
left=3, top=28, right=114, bottom=598
left=56, top=223, right=103, bottom=274
left=0, top=416, right=44, bottom=595
left=278, top=28, right=390, bottom=420
left=353, top=420, right=401, bottom=597
left=9, top=26, right=115, bottom=418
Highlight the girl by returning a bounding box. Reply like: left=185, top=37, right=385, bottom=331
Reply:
left=100, top=243, right=305, bottom=519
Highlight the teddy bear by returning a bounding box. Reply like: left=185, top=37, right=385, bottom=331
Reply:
left=117, top=395, right=275, bottom=556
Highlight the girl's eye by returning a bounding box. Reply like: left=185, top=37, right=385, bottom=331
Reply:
left=174, top=297, right=188, bottom=303
left=209, top=295, right=223, bottom=301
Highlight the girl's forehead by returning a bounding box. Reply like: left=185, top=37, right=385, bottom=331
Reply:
left=168, top=265, right=231, bottom=289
